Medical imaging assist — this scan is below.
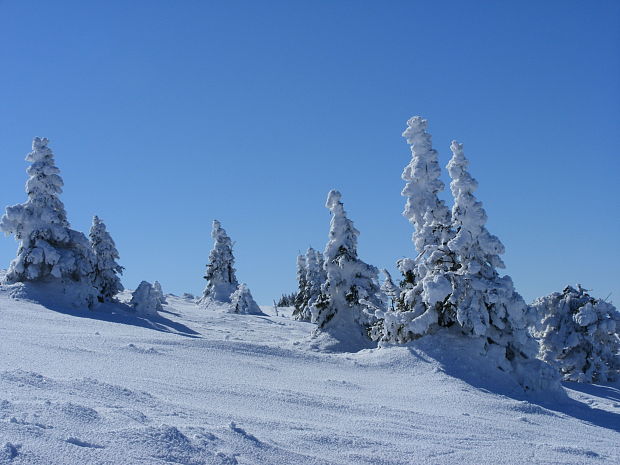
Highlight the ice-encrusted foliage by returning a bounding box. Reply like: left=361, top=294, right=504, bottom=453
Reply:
left=89, top=216, right=124, bottom=302
left=292, top=254, right=308, bottom=320
left=311, top=190, right=382, bottom=335
left=378, top=118, right=455, bottom=342
left=130, top=281, right=162, bottom=317
left=0, top=138, right=97, bottom=307
left=199, top=220, right=239, bottom=304
left=532, top=286, right=620, bottom=383
left=293, top=248, right=326, bottom=322
left=230, top=283, right=264, bottom=315
left=153, top=281, right=167, bottom=304
left=380, top=269, right=399, bottom=310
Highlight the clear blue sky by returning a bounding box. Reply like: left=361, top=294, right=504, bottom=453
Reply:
left=1, top=0, right=618, bottom=305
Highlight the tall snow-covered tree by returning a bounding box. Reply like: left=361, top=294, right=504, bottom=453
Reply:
left=130, top=281, right=162, bottom=317
left=379, top=117, right=455, bottom=342
left=89, top=216, right=124, bottom=302
left=532, top=285, right=620, bottom=383
left=199, top=220, right=239, bottom=304
left=445, top=141, right=549, bottom=386
left=292, top=253, right=308, bottom=319
left=310, top=190, right=383, bottom=337
left=230, top=283, right=264, bottom=315
left=0, top=137, right=97, bottom=307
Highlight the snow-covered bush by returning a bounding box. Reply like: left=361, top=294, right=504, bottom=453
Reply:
left=199, top=220, right=239, bottom=304
left=0, top=137, right=97, bottom=308
left=310, top=190, right=383, bottom=337
left=130, top=281, right=162, bottom=317
left=532, top=285, right=620, bottom=383
left=230, top=283, right=263, bottom=315
left=153, top=280, right=167, bottom=304
left=89, top=216, right=124, bottom=302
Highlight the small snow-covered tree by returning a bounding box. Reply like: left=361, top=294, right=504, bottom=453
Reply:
left=310, top=190, right=383, bottom=336
left=89, top=216, right=124, bottom=302
left=380, top=269, right=399, bottom=310
left=130, top=281, right=162, bottom=317
left=532, top=285, right=620, bottom=383
left=153, top=280, right=167, bottom=304
left=292, top=254, right=308, bottom=319
left=199, top=220, right=239, bottom=304
left=230, top=283, right=264, bottom=315
left=0, top=137, right=97, bottom=307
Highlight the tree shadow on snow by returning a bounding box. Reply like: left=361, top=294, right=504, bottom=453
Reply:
left=405, top=337, right=620, bottom=432
left=11, top=289, right=200, bottom=338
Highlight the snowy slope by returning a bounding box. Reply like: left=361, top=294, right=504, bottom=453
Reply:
left=0, top=287, right=618, bottom=465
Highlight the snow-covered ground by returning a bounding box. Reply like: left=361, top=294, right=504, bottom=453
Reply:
left=0, top=287, right=618, bottom=465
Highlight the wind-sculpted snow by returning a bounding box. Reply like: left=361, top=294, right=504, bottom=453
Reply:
left=0, top=289, right=618, bottom=464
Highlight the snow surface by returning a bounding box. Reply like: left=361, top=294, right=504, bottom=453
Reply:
left=0, top=285, right=618, bottom=464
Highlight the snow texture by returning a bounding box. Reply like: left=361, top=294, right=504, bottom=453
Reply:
left=0, top=288, right=617, bottom=465
left=199, top=220, right=239, bottom=304
left=130, top=281, right=162, bottom=317
left=532, top=285, right=620, bottom=383
left=0, top=138, right=97, bottom=308
left=89, top=216, right=124, bottom=303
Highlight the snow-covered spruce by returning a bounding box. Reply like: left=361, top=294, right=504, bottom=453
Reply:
left=444, top=141, right=555, bottom=389
left=89, top=216, right=124, bottom=303
left=378, top=117, right=455, bottom=342
left=153, top=280, right=167, bottom=304
left=380, top=269, right=400, bottom=311
left=532, top=285, right=620, bottom=383
left=230, top=283, right=264, bottom=315
left=0, top=137, right=98, bottom=307
left=310, top=190, right=383, bottom=338
left=292, top=253, right=308, bottom=320
left=130, top=281, right=162, bottom=317
left=199, top=220, right=239, bottom=304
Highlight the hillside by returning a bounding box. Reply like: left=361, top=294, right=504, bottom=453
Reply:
left=0, top=286, right=618, bottom=465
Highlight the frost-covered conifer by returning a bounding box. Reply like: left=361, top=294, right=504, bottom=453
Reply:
left=379, top=118, right=455, bottom=342
left=199, top=220, right=239, bottom=304
left=130, top=281, right=162, bottom=317
left=153, top=280, right=167, bottom=304
left=311, top=190, right=382, bottom=336
left=0, top=138, right=97, bottom=307
left=292, top=254, right=308, bottom=319
left=532, top=285, right=620, bottom=383
left=445, top=141, right=547, bottom=385
left=89, top=216, right=124, bottom=302
left=380, top=269, right=400, bottom=310
left=230, top=283, right=264, bottom=315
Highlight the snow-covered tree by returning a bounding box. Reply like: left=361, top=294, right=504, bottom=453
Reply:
left=380, top=269, right=399, bottom=310
left=0, top=137, right=97, bottom=307
left=378, top=117, right=455, bottom=342
left=292, top=254, right=308, bottom=319
left=230, top=283, right=264, bottom=315
left=199, top=220, right=239, bottom=304
left=532, top=285, right=620, bottom=383
left=130, top=281, right=162, bottom=317
left=310, top=190, right=383, bottom=337
left=89, top=216, right=124, bottom=302
left=293, top=247, right=326, bottom=322
left=153, top=280, right=167, bottom=304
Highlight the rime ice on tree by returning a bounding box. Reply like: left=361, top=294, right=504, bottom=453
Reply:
left=199, top=220, right=239, bottom=304
left=89, top=216, right=124, bottom=303
left=292, top=254, right=308, bottom=319
left=130, top=281, right=162, bottom=317
left=153, top=280, right=167, bottom=304
left=293, top=247, right=326, bottom=322
left=311, top=190, right=383, bottom=336
left=230, top=283, right=264, bottom=315
left=0, top=137, right=97, bottom=307
left=533, top=285, right=620, bottom=383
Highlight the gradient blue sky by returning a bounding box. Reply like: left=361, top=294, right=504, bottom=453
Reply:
left=1, top=0, right=618, bottom=305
